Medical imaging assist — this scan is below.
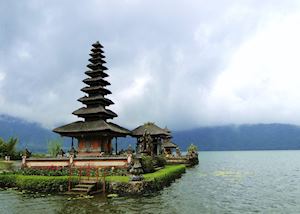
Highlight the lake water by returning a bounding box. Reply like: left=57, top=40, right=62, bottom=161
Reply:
left=1, top=150, right=300, bottom=213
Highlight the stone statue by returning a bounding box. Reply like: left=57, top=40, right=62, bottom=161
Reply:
left=127, top=144, right=133, bottom=154
left=69, top=146, right=77, bottom=157
left=129, top=155, right=144, bottom=181
left=139, top=129, right=153, bottom=155
left=176, top=147, right=181, bottom=157
left=57, top=149, right=65, bottom=158
left=23, top=148, right=32, bottom=158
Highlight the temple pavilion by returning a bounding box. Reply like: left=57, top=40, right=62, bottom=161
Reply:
left=132, top=122, right=169, bottom=156
left=53, top=41, right=130, bottom=157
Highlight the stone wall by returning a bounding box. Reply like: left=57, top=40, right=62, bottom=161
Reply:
left=23, top=156, right=129, bottom=169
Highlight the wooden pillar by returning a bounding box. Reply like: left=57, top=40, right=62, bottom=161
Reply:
left=136, top=138, right=139, bottom=154
left=108, top=138, right=112, bottom=154
left=115, top=137, right=118, bottom=155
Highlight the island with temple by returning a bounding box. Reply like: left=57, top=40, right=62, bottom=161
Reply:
left=0, top=41, right=198, bottom=196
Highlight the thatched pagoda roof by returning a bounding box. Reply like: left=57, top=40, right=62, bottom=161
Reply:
left=88, top=57, right=106, bottom=64
left=85, top=69, right=108, bottom=78
left=53, top=120, right=130, bottom=137
left=91, top=47, right=104, bottom=53
left=89, top=52, right=105, bottom=58
left=164, top=127, right=172, bottom=137
left=81, top=85, right=111, bottom=94
left=83, top=77, right=110, bottom=86
left=131, top=122, right=169, bottom=137
left=92, top=41, right=104, bottom=48
left=78, top=96, right=114, bottom=105
left=162, top=140, right=177, bottom=148
left=53, top=41, right=129, bottom=138
left=72, top=106, right=117, bottom=119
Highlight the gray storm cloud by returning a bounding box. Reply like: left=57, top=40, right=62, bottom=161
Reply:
left=1, top=0, right=300, bottom=130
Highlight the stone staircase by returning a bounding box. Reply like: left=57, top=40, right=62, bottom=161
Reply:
left=70, top=179, right=99, bottom=195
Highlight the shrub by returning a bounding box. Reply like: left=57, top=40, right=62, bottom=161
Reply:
left=12, top=166, right=129, bottom=177
left=0, top=174, right=17, bottom=187
left=153, top=155, right=166, bottom=167
left=0, top=174, right=78, bottom=192
left=187, top=144, right=198, bottom=153
left=141, top=155, right=155, bottom=173
left=14, top=166, right=70, bottom=176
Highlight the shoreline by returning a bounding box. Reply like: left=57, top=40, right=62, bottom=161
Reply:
left=0, top=165, right=186, bottom=196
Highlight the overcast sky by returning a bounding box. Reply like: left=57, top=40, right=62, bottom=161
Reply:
left=1, top=0, right=300, bottom=130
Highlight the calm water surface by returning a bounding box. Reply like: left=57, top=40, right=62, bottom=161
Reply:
left=1, top=150, right=300, bottom=213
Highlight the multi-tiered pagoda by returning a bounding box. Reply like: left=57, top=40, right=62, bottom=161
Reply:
left=53, top=41, right=130, bottom=157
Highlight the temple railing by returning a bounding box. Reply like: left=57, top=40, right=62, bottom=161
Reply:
left=68, top=165, right=126, bottom=193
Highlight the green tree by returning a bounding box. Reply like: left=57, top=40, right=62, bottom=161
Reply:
left=0, top=138, right=7, bottom=157
left=0, top=137, right=19, bottom=158
left=47, top=139, right=62, bottom=157
left=187, top=144, right=198, bottom=153
left=6, top=137, right=18, bottom=156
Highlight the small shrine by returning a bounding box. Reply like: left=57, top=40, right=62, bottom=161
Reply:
left=132, top=122, right=169, bottom=156
left=53, top=41, right=130, bottom=157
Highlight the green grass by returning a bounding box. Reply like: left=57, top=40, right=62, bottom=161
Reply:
left=78, top=165, right=186, bottom=183
left=106, top=175, right=130, bottom=183
left=143, top=165, right=186, bottom=181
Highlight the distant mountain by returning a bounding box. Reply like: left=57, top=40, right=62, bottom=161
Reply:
left=0, top=115, right=61, bottom=152
left=173, top=124, right=300, bottom=151
left=1, top=114, right=300, bottom=152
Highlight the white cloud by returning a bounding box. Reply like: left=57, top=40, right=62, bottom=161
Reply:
left=1, top=0, right=300, bottom=130
left=207, top=12, right=300, bottom=125
left=0, top=72, right=5, bottom=81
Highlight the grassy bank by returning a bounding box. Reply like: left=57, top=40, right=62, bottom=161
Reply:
left=144, top=165, right=186, bottom=181
left=107, top=165, right=186, bottom=195
left=0, top=165, right=186, bottom=194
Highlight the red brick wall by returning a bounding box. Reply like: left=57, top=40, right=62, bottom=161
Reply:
left=78, top=137, right=112, bottom=156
